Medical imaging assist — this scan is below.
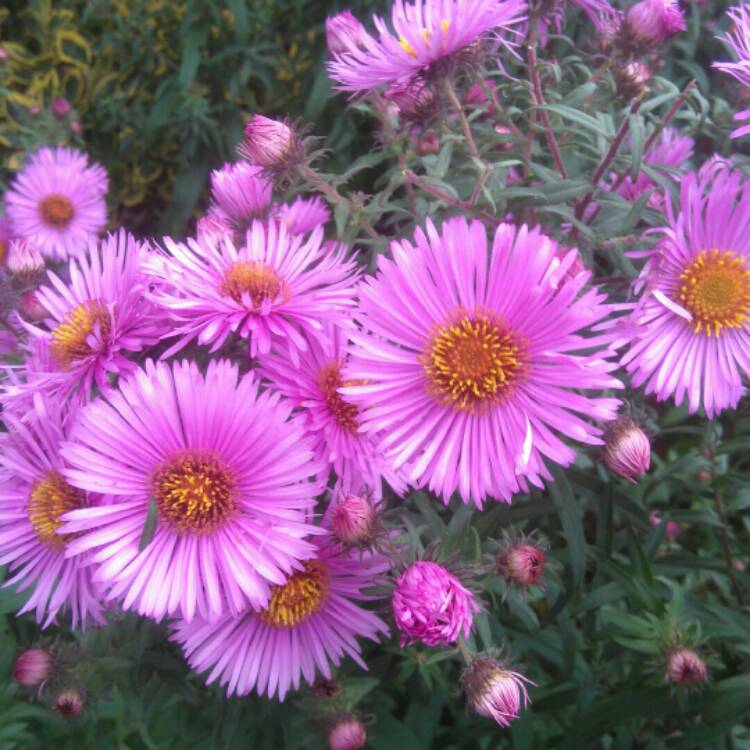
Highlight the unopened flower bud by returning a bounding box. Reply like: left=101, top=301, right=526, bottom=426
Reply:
left=331, top=494, right=376, bottom=546
left=239, top=115, right=303, bottom=173
left=665, top=647, right=708, bottom=687
left=13, top=648, right=53, bottom=688
left=312, top=677, right=341, bottom=699
left=7, top=238, right=44, bottom=279
left=614, top=60, right=653, bottom=99
left=53, top=687, right=85, bottom=718
left=648, top=511, right=681, bottom=542
left=0, top=46, right=9, bottom=63
left=416, top=131, right=440, bottom=156
left=328, top=716, right=367, bottom=750
left=602, top=419, right=651, bottom=483
left=624, top=0, right=686, bottom=48
left=326, top=11, right=369, bottom=55
left=461, top=656, right=533, bottom=728
left=498, top=543, right=545, bottom=588
left=51, top=97, right=71, bottom=118
left=384, top=77, right=437, bottom=121
left=19, top=290, right=49, bottom=323
left=70, top=120, right=82, bottom=135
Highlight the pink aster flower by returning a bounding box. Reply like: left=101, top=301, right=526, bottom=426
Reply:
left=0, top=395, right=106, bottom=628
left=624, top=0, right=686, bottom=47
left=343, top=217, right=623, bottom=506
left=714, top=4, right=750, bottom=138
left=148, top=221, right=359, bottom=358
left=22, top=231, right=163, bottom=400
left=258, top=324, right=406, bottom=499
left=272, top=196, right=331, bottom=236
left=4, top=146, right=108, bottom=260
left=462, top=655, right=533, bottom=728
left=614, top=127, right=694, bottom=210
left=326, top=11, right=370, bottom=55
left=171, top=537, right=389, bottom=700
left=327, top=0, right=526, bottom=95
left=58, top=359, right=325, bottom=622
left=622, top=163, right=750, bottom=417
left=208, top=161, right=272, bottom=226
left=392, top=560, right=479, bottom=647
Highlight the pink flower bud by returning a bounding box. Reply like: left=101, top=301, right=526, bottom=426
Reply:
left=325, top=11, right=369, bottom=55
left=625, top=0, right=686, bottom=46
left=70, top=119, right=82, bottom=135
left=51, top=97, right=72, bottom=118
left=19, top=290, right=49, bottom=323
left=392, top=561, right=479, bottom=647
left=416, top=131, right=441, bottom=156
left=602, top=419, right=651, bottom=483
left=462, top=656, right=533, bottom=728
left=648, top=511, right=681, bottom=542
left=7, top=238, right=44, bottom=278
left=331, top=494, right=376, bottom=546
left=13, top=648, right=53, bottom=688
left=614, top=60, right=653, bottom=98
left=384, top=77, right=437, bottom=120
left=53, top=687, right=85, bottom=718
left=0, top=46, right=9, bottom=63
left=240, top=115, right=302, bottom=171
left=328, top=716, right=367, bottom=750
left=499, top=544, right=545, bottom=587
left=665, top=647, right=708, bottom=686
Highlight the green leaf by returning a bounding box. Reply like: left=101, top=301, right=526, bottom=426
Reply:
left=139, top=498, right=159, bottom=551
left=550, top=467, right=586, bottom=587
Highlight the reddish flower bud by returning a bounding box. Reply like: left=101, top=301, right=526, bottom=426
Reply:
left=614, top=60, right=653, bottom=98
left=51, top=97, right=72, bottom=118
left=602, top=419, right=651, bottom=483
left=384, top=76, right=437, bottom=121
left=239, top=115, right=302, bottom=172
left=648, top=511, right=681, bottom=542
left=312, top=677, right=341, bottom=699
left=331, top=494, right=376, bottom=546
left=19, top=290, right=49, bottom=323
left=53, top=687, right=85, bottom=718
left=498, top=544, right=545, bottom=588
left=13, top=648, right=53, bottom=688
left=665, top=647, right=708, bottom=686
left=70, top=119, right=82, bottom=135
left=462, top=656, right=533, bottom=728
left=624, top=0, right=686, bottom=47
left=325, top=11, right=369, bottom=55
left=328, top=716, right=367, bottom=750
left=416, top=131, right=441, bottom=156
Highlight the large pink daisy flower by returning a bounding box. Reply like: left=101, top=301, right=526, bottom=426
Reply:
left=0, top=395, right=105, bottom=628
left=147, top=220, right=359, bottom=358
left=327, top=0, right=526, bottom=95
left=22, top=231, right=163, bottom=400
left=58, top=359, right=325, bottom=622
left=343, top=217, right=622, bottom=506
left=171, top=536, right=389, bottom=700
left=622, top=162, right=750, bottom=417
left=258, top=324, right=407, bottom=499
left=714, top=4, right=750, bottom=139
left=4, top=147, right=108, bottom=260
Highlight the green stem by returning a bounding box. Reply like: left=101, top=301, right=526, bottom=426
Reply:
left=443, top=78, right=480, bottom=158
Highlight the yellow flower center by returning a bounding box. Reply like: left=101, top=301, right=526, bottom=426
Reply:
left=677, top=249, right=750, bottom=336
left=318, top=360, right=360, bottom=433
left=219, top=261, right=290, bottom=309
left=258, top=560, right=329, bottom=628
left=399, top=19, right=450, bottom=56
left=50, top=300, right=112, bottom=368
left=28, top=469, right=85, bottom=550
left=151, top=452, right=236, bottom=535
left=39, top=194, right=75, bottom=229
left=423, top=312, right=526, bottom=412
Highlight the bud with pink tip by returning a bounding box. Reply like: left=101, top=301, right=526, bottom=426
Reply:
left=498, top=543, right=545, bottom=588
left=392, top=561, right=480, bottom=647
left=13, top=648, right=53, bottom=688
left=53, top=687, right=86, bottom=718
left=384, top=77, right=437, bottom=121
left=602, top=419, right=651, bottom=483
left=0, top=46, right=9, bottom=63
left=7, top=238, right=44, bottom=279
left=70, top=120, right=82, bottom=135
left=239, top=115, right=303, bottom=173
left=614, top=60, right=653, bottom=98
left=328, top=716, right=367, bottom=750
left=461, top=655, right=533, bottom=728
left=19, top=289, right=49, bottom=323
left=416, top=131, right=440, bottom=156
left=624, top=0, right=686, bottom=47
left=331, top=493, right=376, bottom=546
left=325, top=11, right=369, bottom=55
left=649, top=511, right=681, bottom=542
left=665, top=647, right=708, bottom=687
left=51, top=97, right=72, bottom=118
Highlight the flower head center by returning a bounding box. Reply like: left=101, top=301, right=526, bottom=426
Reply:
left=423, top=312, right=526, bottom=412
left=219, top=261, right=290, bottom=309
left=318, top=360, right=360, bottom=433
left=50, top=300, right=112, bottom=368
left=259, top=560, right=329, bottom=628
left=28, top=469, right=85, bottom=550
left=39, top=194, right=75, bottom=229
left=151, top=452, right=236, bottom=535
left=678, top=249, right=750, bottom=336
